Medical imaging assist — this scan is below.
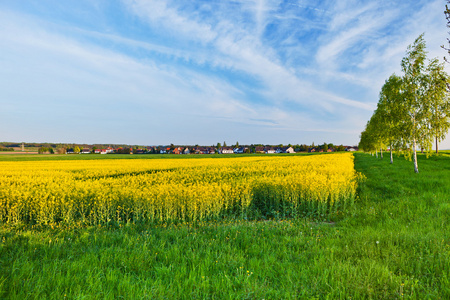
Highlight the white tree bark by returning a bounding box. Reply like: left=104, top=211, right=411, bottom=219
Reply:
left=413, top=139, right=419, bottom=173
left=436, top=136, right=439, bottom=154
left=390, top=144, right=393, bottom=164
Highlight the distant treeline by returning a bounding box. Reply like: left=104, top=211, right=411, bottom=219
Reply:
left=0, top=142, right=354, bottom=155
left=0, top=142, right=130, bottom=149
left=0, top=146, right=14, bottom=152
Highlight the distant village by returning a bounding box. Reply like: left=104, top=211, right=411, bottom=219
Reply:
left=89, top=144, right=359, bottom=155
left=0, top=142, right=358, bottom=155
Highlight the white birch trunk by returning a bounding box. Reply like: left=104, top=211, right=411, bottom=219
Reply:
left=436, top=136, right=439, bottom=154
left=412, top=111, right=418, bottom=173
left=390, top=144, right=393, bottom=164
left=380, top=148, right=383, bottom=159
left=413, top=139, right=419, bottom=173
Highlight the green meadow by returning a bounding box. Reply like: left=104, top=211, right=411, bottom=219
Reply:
left=1, top=153, right=449, bottom=299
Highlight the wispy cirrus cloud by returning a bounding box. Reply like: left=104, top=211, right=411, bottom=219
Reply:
left=0, top=0, right=448, bottom=146
left=123, top=0, right=370, bottom=113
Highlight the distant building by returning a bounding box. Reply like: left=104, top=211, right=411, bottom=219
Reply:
left=265, top=147, right=276, bottom=154
left=255, top=146, right=265, bottom=153
left=345, top=146, right=358, bottom=151
left=276, top=146, right=295, bottom=153
left=172, top=147, right=183, bottom=155
left=221, top=147, right=234, bottom=154
left=284, top=147, right=295, bottom=153
left=234, top=147, right=247, bottom=154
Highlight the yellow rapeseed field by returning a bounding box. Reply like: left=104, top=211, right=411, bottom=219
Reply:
left=0, top=153, right=360, bottom=226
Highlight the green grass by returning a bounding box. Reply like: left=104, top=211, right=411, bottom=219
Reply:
left=1, top=153, right=450, bottom=299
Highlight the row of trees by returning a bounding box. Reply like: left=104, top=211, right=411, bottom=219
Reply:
left=0, top=146, right=14, bottom=152
left=24, top=143, right=353, bottom=155
left=359, top=34, right=450, bottom=173
left=37, top=147, right=54, bottom=154
left=214, top=142, right=348, bottom=153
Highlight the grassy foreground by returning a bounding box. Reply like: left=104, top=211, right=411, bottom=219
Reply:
left=1, top=153, right=450, bottom=299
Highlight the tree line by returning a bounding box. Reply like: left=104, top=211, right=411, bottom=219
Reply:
left=358, top=34, right=450, bottom=173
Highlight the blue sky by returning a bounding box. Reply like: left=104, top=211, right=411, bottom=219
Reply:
left=1, top=0, right=449, bottom=147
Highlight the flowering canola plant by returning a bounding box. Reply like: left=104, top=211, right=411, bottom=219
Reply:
left=0, top=153, right=361, bottom=226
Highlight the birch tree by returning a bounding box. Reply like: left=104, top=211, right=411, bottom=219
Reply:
left=359, top=117, right=380, bottom=156
left=425, top=58, right=450, bottom=154
left=400, top=34, right=431, bottom=173
left=358, top=127, right=375, bottom=155
left=378, top=74, right=403, bottom=163
left=444, top=2, right=450, bottom=62
left=370, top=109, right=385, bottom=158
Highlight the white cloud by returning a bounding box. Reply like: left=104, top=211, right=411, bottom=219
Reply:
left=124, top=0, right=371, bottom=115
left=1, top=0, right=449, bottom=146
left=1, top=9, right=322, bottom=144
left=315, top=2, right=400, bottom=67
left=124, top=0, right=217, bottom=44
